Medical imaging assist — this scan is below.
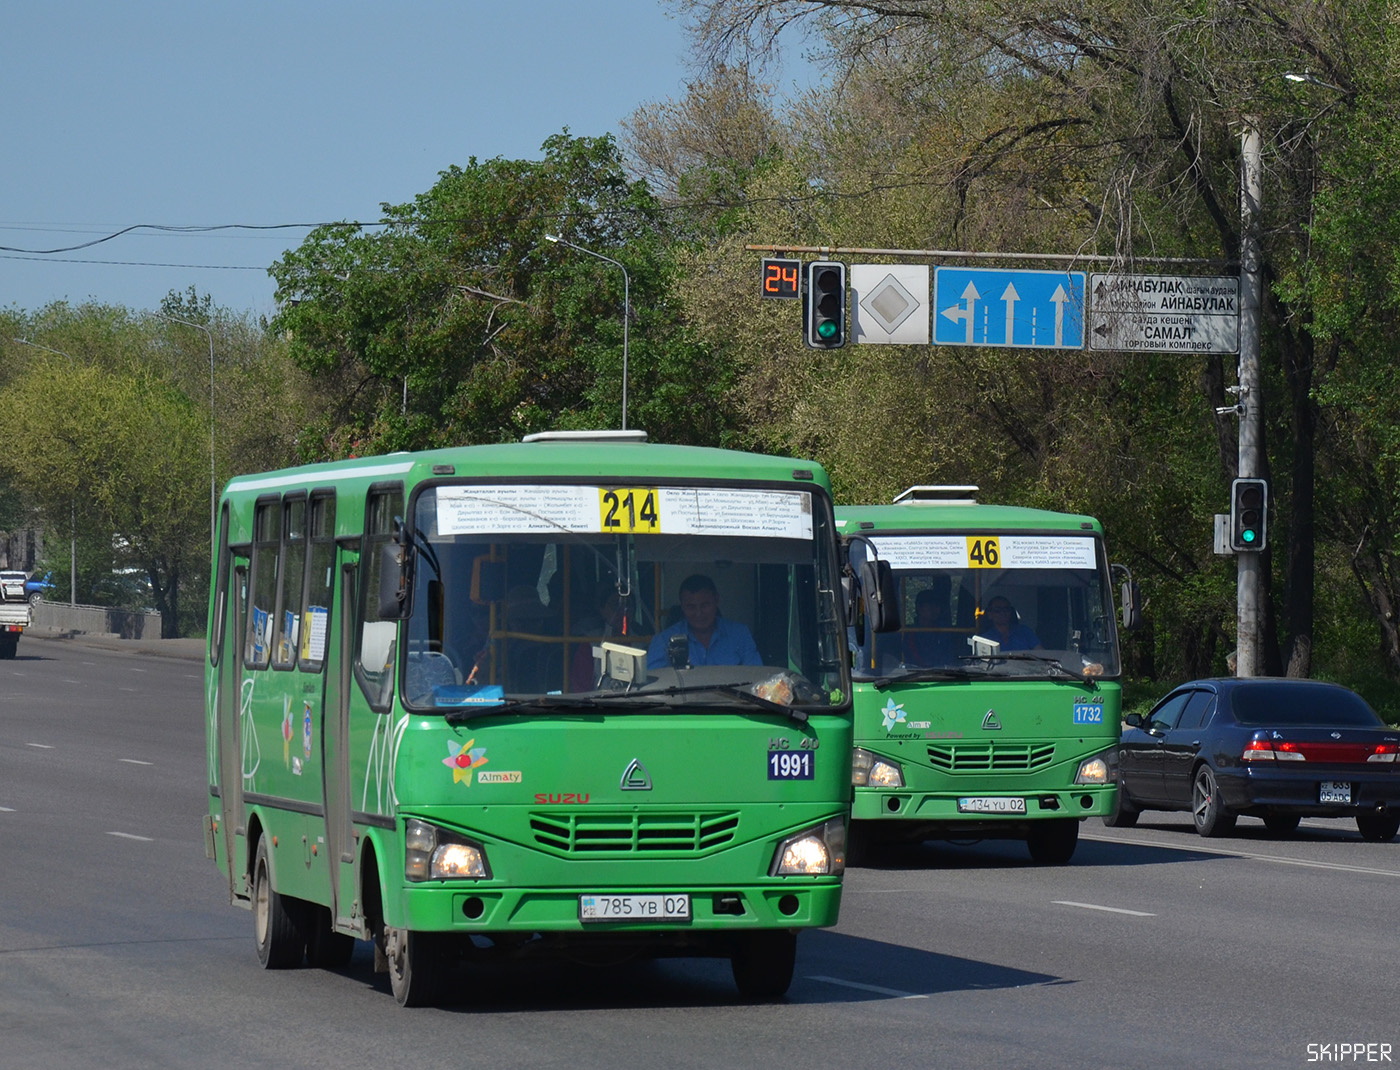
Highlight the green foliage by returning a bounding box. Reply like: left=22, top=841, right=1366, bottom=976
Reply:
left=269, top=132, right=740, bottom=454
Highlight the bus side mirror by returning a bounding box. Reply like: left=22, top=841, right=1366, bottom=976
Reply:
left=378, top=541, right=410, bottom=620
left=861, top=559, right=900, bottom=634
left=1120, top=579, right=1142, bottom=631
left=1113, top=563, right=1142, bottom=631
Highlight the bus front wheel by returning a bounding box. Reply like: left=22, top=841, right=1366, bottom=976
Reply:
left=385, top=926, right=447, bottom=1007
left=731, top=930, right=796, bottom=1001
left=1026, top=818, right=1079, bottom=865
left=253, top=838, right=304, bottom=969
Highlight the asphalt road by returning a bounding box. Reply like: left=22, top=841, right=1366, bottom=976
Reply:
left=2, top=633, right=1396, bottom=1069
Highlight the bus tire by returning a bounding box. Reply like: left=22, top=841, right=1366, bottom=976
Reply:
left=385, top=927, right=447, bottom=1007
left=253, top=837, right=304, bottom=969
left=1026, top=818, right=1079, bottom=865
left=730, top=930, right=796, bottom=1001
left=304, top=904, right=356, bottom=969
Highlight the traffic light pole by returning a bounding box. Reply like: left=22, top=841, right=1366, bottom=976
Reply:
left=1236, top=118, right=1264, bottom=677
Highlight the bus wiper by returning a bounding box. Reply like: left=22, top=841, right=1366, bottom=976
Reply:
left=441, top=693, right=665, bottom=725
left=868, top=667, right=978, bottom=689
left=650, top=682, right=809, bottom=723
left=960, top=652, right=1087, bottom=681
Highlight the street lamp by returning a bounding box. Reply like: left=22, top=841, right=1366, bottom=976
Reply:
left=13, top=337, right=79, bottom=606
left=155, top=314, right=217, bottom=554
left=544, top=233, right=631, bottom=430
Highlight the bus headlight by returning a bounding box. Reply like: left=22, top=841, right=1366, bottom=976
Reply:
left=404, top=818, right=491, bottom=881
left=1074, top=748, right=1118, bottom=785
left=852, top=747, right=905, bottom=788
left=772, top=818, right=846, bottom=876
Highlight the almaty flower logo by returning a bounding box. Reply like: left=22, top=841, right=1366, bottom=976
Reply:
left=881, top=698, right=907, bottom=732
left=443, top=739, right=488, bottom=784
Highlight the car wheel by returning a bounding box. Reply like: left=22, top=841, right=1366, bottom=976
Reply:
left=1356, top=812, right=1400, bottom=843
left=1262, top=813, right=1301, bottom=836
left=1191, top=766, right=1236, bottom=837
left=1101, top=783, right=1140, bottom=829
left=1027, top=818, right=1079, bottom=864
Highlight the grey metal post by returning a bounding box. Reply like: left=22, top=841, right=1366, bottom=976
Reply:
left=1237, top=119, right=1264, bottom=677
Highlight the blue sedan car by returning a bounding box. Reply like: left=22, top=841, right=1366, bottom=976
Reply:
left=1105, top=678, right=1400, bottom=841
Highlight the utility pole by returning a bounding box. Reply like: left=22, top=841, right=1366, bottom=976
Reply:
left=1236, top=119, right=1264, bottom=677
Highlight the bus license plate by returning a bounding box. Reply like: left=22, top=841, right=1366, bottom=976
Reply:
left=579, top=894, right=691, bottom=922
left=1319, top=781, right=1352, bottom=804
left=957, top=796, right=1027, bottom=814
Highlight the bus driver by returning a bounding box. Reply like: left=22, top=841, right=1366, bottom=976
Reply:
left=647, top=574, right=761, bottom=669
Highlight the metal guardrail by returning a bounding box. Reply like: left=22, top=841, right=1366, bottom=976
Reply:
left=31, top=601, right=163, bottom=639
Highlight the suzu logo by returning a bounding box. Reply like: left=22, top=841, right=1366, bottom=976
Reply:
left=881, top=699, right=907, bottom=732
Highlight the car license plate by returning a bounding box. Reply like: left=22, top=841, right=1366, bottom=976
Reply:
left=957, top=796, right=1027, bottom=814
left=1319, top=781, right=1352, bottom=805
left=579, top=894, right=691, bottom=922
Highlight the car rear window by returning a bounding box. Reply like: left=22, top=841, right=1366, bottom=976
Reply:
left=1231, top=684, right=1382, bottom=727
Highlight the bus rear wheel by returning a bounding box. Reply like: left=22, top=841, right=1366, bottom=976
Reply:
left=385, top=926, right=448, bottom=1007
left=730, top=930, right=796, bottom=1001
left=1026, top=818, right=1079, bottom=865
left=253, top=838, right=304, bottom=969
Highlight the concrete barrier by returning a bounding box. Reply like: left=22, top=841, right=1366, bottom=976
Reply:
left=31, top=601, right=164, bottom=640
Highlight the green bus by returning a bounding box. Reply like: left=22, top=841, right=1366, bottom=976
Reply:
left=838, top=486, right=1135, bottom=865
left=203, top=431, right=855, bottom=1005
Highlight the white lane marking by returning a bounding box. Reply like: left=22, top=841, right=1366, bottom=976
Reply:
left=808, top=976, right=929, bottom=999
left=1082, top=831, right=1400, bottom=878
left=1054, top=900, right=1156, bottom=917
left=0, top=806, right=14, bottom=812
left=108, top=832, right=154, bottom=842
left=118, top=759, right=153, bottom=766
left=25, top=743, right=54, bottom=749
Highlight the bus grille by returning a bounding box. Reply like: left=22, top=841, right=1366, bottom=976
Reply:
left=925, top=743, right=1057, bottom=773
left=529, top=811, right=740, bottom=855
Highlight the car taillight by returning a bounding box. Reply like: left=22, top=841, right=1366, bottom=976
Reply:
left=1241, top=738, right=1305, bottom=761
left=1367, top=743, right=1399, bottom=764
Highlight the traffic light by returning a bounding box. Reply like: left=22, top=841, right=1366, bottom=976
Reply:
left=805, top=261, right=846, bottom=349
left=1230, top=478, right=1268, bottom=552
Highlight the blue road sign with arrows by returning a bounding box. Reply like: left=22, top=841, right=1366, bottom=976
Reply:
left=933, top=267, right=1086, bottom=349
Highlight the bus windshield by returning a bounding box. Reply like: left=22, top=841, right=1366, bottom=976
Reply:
left=398, top=482, right=846, bottom=711
left=849, top=532, right=1122, bottom=682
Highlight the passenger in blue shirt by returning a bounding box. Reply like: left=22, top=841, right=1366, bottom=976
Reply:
left=647, top=574, right=761, bottom=669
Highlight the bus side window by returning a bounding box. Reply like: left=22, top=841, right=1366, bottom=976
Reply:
left=353, top=485, right=404, bottom=710
left=245, top=498, right=280, bottom=669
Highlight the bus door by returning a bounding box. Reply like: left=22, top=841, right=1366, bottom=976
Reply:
left=215, top=554, right=251, bottom=902
left=323, top=553, right=357, bottom=932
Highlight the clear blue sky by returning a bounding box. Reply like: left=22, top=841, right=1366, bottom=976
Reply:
left=2, top=1, right=801, bottom=318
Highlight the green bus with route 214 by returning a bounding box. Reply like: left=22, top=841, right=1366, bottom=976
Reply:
left=203, top=431, right=862, bottom=1005
left=839, top=486, right=1140, bottom=865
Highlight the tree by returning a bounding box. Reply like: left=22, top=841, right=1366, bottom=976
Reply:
left=270, top=133, right=739, bottom=455
left=654, top=0, right=1395, bottom=685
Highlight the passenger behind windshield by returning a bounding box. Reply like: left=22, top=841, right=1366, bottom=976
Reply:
left=647, top=573, right=761, bottom=669
left=903, top=585, right=958, bottom=666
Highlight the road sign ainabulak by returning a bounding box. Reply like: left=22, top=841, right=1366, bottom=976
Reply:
left=1089, top=274, right=1239, bottom=353
left=933, top=267, right=1086, bottom=349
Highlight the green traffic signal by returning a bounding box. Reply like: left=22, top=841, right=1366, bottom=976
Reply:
left=805, top=261, right=846, bottom=349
